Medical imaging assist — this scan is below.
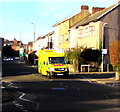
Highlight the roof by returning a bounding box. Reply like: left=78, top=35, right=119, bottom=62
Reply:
left=42, top=31, right=54, bottom=39
left=52, top=10, right=90, bottom=27
left=74, top=4, right=118, bottom=28
left=4, top=41, right=14, bottom=44
left=52, top=17, right=70, bottom=27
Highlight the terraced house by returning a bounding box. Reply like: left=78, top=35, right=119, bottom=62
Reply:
left=34, top=31, right=54, bottom=51
left=73, top=2, right=120, bottom=71
left=53, top=2, right=120, bottom=71
left=53, top=5, right=91, bottom=50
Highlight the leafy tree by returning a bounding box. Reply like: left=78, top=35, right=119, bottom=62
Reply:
left=65, top=47, right=102, bottom=72
left=110, top=41, right=120, bottom=80
left=2, top=45, right=16, bottom=57
left=80, top=48, right=102, bottom=64
left=65, top=47, right=83, bottom=72
left=28, top=52, right=38, bottom=65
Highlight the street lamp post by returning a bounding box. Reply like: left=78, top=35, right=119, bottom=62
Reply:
left=19, top=32, right=22, bottom=47
left=31, top=23, right=36, bottom=51
left=31, top=23, right=36, bottom=65
left=101, top=23, right=108, bottom=72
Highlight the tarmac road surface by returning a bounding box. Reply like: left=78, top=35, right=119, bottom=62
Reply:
left=2, top=60, right=120, bottom=112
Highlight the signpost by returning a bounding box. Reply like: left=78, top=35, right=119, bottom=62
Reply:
left=19, top=47, right=25, bottom=61
left=102, top=49, right=107, bottom=55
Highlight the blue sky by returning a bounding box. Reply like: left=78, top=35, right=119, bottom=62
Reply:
left=0, top=0, right=118, bottom=44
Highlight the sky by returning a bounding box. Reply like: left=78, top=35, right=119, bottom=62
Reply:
left=0, top=0, right=118, bottom=44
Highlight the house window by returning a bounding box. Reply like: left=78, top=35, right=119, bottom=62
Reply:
left=48, top=36, right=52, bottom=42
left=79, top=29, right=84, bottom=38
left=85, top=28, right=89, bottom=37
left=89, top=26, right=95, bottom=36
left=65, top=33, right=69, bottom=41
left=50, top=37, right=52, bottom=42
left=60, top=35, right=63, bottom=44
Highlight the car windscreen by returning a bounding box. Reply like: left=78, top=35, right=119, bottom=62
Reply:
left=49, top=57, right=66, bottom=64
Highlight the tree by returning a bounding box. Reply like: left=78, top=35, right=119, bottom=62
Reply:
left=28, top=52, right=38, bottom=65
left=110, top=41, right=120, bottom=80
left=65, top=47, right=83, bottom=72
left=65, top=48, right=102, bottom=72
left=2, top=45, right=15, bottom=57
left=80, top=48, right=102, bottom=64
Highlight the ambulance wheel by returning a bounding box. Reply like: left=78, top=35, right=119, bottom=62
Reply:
left=47, top=72, right=52, bottom=79
left=63, top=73, right=69, bottom=78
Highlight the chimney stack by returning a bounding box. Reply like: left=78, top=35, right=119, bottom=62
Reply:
left=92, top=7, right=105, bottom=14
left=81, top=5, right=89, bottom=11
left=118, top=0, right=120, bottom=4
left=14, top=38, right=18, bottom=44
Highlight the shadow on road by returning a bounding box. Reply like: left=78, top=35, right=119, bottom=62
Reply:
left=2, top=60, right=115, bottom=80
left=68, top=73, right=115, bottom=79
left=2, top=60, right=38, bottom=77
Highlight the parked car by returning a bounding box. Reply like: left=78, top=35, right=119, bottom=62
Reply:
left=3, top=57, right=8, bottom=62
left=14, top=57, right=20, bottom=60
left=8, top=57, right=13, bottom=61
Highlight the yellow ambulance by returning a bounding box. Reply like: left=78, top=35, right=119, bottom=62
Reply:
left=38, top=50, right=69, bottom=78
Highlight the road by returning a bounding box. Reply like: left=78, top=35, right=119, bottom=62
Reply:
left=2, top=60, right=120, bottom=112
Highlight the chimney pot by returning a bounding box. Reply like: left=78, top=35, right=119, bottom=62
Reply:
left=92, top=7, right=105, bottom=14
left=81, top=5, right=89, bottom=11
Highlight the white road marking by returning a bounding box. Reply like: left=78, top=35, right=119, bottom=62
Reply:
left=7, top=82, right=18, bottom=88
left=1, top=86, right=5, bottom=89
left=13, top=100, right=28, bottom=112
left=19, top=92, right=31, bottom=102
left=4, top=81, right=40, bottom=111
left=18, top=92, right=40, bottom=111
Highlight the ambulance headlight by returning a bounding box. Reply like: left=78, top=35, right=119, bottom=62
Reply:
left=50, top=68, right=54, bottom=71
left=65, top=68, right=68, bottom=71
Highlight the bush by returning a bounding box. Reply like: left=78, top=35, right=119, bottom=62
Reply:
left=65, top=47, right=83, bottom=72
left=2, top=45, right=19, bottom=57
left=110, top=41, right=120, bottom=67
left=28, top=53, right=38, bottom=64
left=80, top=48, right=102, bottom=65
left=110, top=41, right=120, bottom=80
left=65, top=48, right=102, bottom=72
left=65, top=47, right=82, bottom=64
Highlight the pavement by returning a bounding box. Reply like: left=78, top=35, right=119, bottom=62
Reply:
left=71, top=72, right=120, bottom=88
left=87, top=77, right=120, bottom=87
